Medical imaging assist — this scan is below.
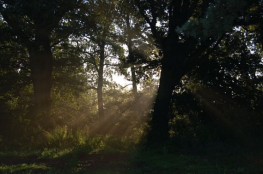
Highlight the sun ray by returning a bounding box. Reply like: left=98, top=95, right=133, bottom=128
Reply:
left=193, top=85, right=250, bottom=142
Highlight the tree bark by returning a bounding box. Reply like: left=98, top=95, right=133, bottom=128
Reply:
left=28, top=31, right=54, bottom=129
left=147, top=62, right=183, bottom=146
left=147, top=36, right=186, bottom=146
left=147, top=68, right=173, bottom=145
left=97, top=42, right=105, bottom=117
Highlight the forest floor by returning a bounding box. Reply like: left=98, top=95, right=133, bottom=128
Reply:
left=1, top=149, right=263, bottom=174
left=0, top=153, right=131, bottom=173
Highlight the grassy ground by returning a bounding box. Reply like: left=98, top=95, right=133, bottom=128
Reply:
left=1, top=138, right=263, bottom=174
left=1, top=151, right=263, bottom=174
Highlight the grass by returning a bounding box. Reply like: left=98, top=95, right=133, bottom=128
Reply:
left=128, top=151, right=260, bottom=174
left=1, top=133, right=263, bottom=174
left=0, top=163, right=50, bottom=174
left=1, top=147, right=262, bottom=174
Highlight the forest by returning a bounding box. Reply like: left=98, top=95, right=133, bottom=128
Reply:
left=0, top=0, right=263, bottom=173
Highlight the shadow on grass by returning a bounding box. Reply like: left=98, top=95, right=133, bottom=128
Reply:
left=1, top=138, right=263, bottom=174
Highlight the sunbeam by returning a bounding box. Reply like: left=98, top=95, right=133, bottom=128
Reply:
left=193, top=85, right=250, bottom=142
left=89, top=91, right=157, bottom=139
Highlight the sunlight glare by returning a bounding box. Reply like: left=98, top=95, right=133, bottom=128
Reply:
left=112, top=74, right=132, bottom=89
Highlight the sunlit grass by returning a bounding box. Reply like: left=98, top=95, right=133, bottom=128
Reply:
left=1, top=137, right=263, bottom=174
left=0, top=150, right=41, bottom=159
left=0, top=163, right=50, bottom=174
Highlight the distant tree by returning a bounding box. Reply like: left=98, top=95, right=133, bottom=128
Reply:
left=116, top=0, right=161, bottom=98
left=49, top=40, right=95, bottom=132
left=76, top=0, right=124, bottom=117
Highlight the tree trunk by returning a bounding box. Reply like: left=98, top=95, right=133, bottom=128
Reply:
left=147, top=39, right=185, bottom=146
left=28, top=31, right=53, bottom=129
left=97, top=42, right=105, bottom=117
left=147, top=66, right=174, bottom=145
left=131, top=65, right=138, bottom=98
left=125, top=14, right=138, bottom=98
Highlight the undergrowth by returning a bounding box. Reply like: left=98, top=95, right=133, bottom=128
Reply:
left=1, top=125, right=263, bottom=174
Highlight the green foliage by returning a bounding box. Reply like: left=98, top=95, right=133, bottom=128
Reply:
left=100, top=136, right=135, bottom=153
left=177, top=0, right=247, bottom=39
left=166, top=25, right=263, bottom=151
left=44, top=126, right=84, bottom=148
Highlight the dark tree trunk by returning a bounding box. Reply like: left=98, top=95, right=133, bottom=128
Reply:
left=28, top=31, right=53, bottom=129
left=147, top=68, right=173, bottom=144
left=147, top=38, right=186, bottom=146
left=147, top=64, right=182, bottom=146
left=97, top=42, right=105, bottom=117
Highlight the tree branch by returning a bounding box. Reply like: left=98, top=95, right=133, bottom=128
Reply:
left=134, top=0, right=163, bottom=46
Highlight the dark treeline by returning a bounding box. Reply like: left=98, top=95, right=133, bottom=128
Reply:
left=0, top=0, right=263, bottom=151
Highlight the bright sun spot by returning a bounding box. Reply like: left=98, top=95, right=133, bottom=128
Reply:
left=112, top=74, right=131, bottom=88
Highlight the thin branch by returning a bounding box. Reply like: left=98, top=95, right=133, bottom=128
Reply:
left=120, top=83, right=132, bottom=89
left=104, top=63, right=119, bottom=67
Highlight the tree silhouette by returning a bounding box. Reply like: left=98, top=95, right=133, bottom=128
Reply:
left=0, top=0, right=80, bottom=125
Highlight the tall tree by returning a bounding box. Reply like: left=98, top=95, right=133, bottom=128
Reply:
left=133, top=0, right=250, bottom=145
left=117, top=0, right=160, bottom=98
left=77, top=0, right=123, bottom=117
left=0, top=0, right=80, bottom=120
